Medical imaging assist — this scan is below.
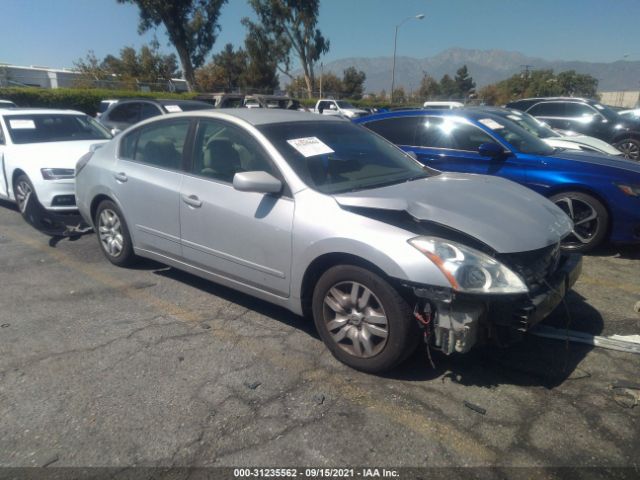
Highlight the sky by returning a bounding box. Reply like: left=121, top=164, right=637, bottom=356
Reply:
left=1, top=0, right=639, bottom=70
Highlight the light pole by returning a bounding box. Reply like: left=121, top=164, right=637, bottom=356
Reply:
left=391, top=13, right=425, bottom=103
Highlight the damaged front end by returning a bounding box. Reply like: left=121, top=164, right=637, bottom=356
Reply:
left=408, top=242, right=582, bottom=355
left=22, top=192, right=92, bottom=237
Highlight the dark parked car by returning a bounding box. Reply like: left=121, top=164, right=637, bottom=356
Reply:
left=505, top=97, right=640, bottom=161
left=98, top=98, right=212, bottom=134
left=355, top=109, right=640, bottom=252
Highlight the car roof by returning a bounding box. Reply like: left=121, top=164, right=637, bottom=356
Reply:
left=0, top=108, right=85, bottom=116
left=353, top=107, right=508, bottom=124
left=509, top=97, right=593, bottom=104
left=149, top=108, right=343, bottom=126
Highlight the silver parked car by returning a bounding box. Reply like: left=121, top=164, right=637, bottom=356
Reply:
left=75, top=110, right=582, bottom=372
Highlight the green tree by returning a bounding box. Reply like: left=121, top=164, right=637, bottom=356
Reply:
left=392, top=87, right=407, bottom=103
left=439, top=74, right=457, bottom=99
left=242, top=32, right=279, bottom=92
left=117, top=0, right=228, bottom=91
left=418, top=74, right=440, bottom=100
left=341, top=67, right=366, bottom=100
left=454, top=64, right=475, bottom=99
left=211, top=43, right=248, bottom=90
left=556, top=70, right=598, bottom=97
left=243, top=0, right=329, bottom=98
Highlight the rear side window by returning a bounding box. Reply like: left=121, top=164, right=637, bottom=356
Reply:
left=364, top=117, right=421, bottom=145
left=108, top=103, right=140, bottom=123
left=528, top=102, right=565, bottom=117
left=564, top=103, right=597, bottom=117
left=140, top=103, right=162, bottom=121
left=119, top=119, right=191, bottom=170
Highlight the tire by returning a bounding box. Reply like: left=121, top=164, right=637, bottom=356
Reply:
left=94, top=199, right=137, bottom=266
left=613, top=138, right=640, bottom=161
left=550, top=191, right=608, bottom=252
left=311, top=265, right=419, bottom=373
left=13, top=174, right=36, bottom=218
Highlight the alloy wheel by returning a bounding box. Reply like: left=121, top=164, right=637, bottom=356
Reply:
left=15, top=179, right=33, bottom=213
left=322, top=281, right=389, bottom=358
left=617, top=140, right=640, bottom=161
left=98, top=208, right=124, bottom=258
left=553, top=196, right=600, bottom=249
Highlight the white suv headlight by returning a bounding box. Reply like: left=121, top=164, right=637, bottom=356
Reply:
left=408, top=236, right=528, bottom=294
left=41, top=168, right=75, bottom=180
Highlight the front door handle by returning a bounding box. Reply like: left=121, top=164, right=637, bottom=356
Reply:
left=114, top=172, right=128, bottom=182
left=181, top=194, right=202, bottom=208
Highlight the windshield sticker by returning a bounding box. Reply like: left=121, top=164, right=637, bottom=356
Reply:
left=478, top=118, right=503, bottom=130
left=507, top=114, right=522, bottom=122
left=287, top=137, right=335, bottom=157
left=9, top=119, right=36, bottom=129
left=164, top=105, right=182, bottom=113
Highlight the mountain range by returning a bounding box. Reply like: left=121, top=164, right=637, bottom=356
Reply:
left=317, top=48, right=640, bottom=94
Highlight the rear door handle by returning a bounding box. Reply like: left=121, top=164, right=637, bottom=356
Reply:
left=114, top=172, right=128, bottom=182
left=181, top=194, right=202, bottom=208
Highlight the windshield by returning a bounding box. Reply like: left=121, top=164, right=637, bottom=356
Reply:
left=336, top=101, right=356, bottom=109
left=475, top=115, right=555, bottom=155
left=258, top=121, right=436, bottom=194
left=498, top=111, right=559, bottom=139
left=5, top=114, right=112, bottom=144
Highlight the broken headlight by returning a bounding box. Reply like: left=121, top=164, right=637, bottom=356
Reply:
left=408, top=236, right=528, bottom=294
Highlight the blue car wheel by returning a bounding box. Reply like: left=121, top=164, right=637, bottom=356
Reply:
left=550, top=192, right=609, bottom=252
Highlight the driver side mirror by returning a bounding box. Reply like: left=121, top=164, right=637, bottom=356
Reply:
left=111, top=128, right=122, bottom=136
left=478, top=142, right=507, bottom=159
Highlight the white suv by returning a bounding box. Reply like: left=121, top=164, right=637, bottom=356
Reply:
left=0, top=109, right=111, bottom=223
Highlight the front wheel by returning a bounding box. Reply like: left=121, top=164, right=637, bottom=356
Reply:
left=312, top=265, right=419, bottom=373
left=94, top=199, right=136, bottom=266
left=13, top=174, right=36, bottom=217
left=550, top=191, right=608, bottom=252
left=613, top=138, right=640, bottom=161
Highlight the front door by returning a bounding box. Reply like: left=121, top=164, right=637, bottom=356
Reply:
left=113, top=117, right=192, bottom=258
left=179, top=118, right=293, bottom=297
left=410, top=116, right=529, bottom=184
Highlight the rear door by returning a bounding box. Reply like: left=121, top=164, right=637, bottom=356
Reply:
left=179, top=118, right=294, bottom=297
left=113, top=117, right=192, bottom=258
left=0, top=119, right=7, bottom=198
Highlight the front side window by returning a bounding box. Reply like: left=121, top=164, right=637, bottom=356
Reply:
left=5, top=114, right=112, bottom=144
left=191, top=119, right=277, bottom=183
left=364, top=117, right=421, bottom=145
left=121, top=119, right=190, bottom=170
left=564, top=102, right=598, bottom=117
left=415, top=116, right=498, bottom=151
left=258, top=121, right=435, bottom=194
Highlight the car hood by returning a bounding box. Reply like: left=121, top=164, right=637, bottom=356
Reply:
left=8, top=140, right=110, bottom=169
left=549, top=149, right=640, bottom=173
left=334, top=172, right=573, bottom=254
left=548, top=135, right=622, bottom=156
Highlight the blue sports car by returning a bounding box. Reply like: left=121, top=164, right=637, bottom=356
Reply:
left=355, top=109, right=640, bottom=252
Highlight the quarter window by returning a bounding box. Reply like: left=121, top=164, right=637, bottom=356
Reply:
left=191, top=119, right=277, bottom=183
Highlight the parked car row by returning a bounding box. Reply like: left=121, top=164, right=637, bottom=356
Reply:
left=1, top=99, right=638, bottom=373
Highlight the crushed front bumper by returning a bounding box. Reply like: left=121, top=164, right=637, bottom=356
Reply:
left=22, top=193, right=91, bottom=237
left=410, top=253, right=583, bottom=354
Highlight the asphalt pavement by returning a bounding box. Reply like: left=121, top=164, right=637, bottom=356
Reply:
left=0, top=200, right=638, bottom=469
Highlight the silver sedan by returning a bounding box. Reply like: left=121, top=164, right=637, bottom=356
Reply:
left=75, top=109, right=581, bottom=372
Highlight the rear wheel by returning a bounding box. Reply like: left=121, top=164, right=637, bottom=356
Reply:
left=312, top=265, right=419, bottom=373
left=550, top=191, right=608, bottom=252
left=94, top=199, right=136, bottom=266
left=613, top=138, right=640, bottom=161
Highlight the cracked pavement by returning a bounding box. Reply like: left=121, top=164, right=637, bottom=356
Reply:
left=0, top=200, right=638, bottom=468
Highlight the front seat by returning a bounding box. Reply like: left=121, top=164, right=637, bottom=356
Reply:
left=203, top=140, right=241, bottom=182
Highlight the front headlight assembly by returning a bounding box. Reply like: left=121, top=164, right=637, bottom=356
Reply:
left=41, top=168, right=75, bottom=180
left=408, top=236, right=528, bottom=294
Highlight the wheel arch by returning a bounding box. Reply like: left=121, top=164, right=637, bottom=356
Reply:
left=10, top=168, right=29, bottom=200
left=299, top=252, right=407, bottom=319
left=546, top=184, right=612, bottom=238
